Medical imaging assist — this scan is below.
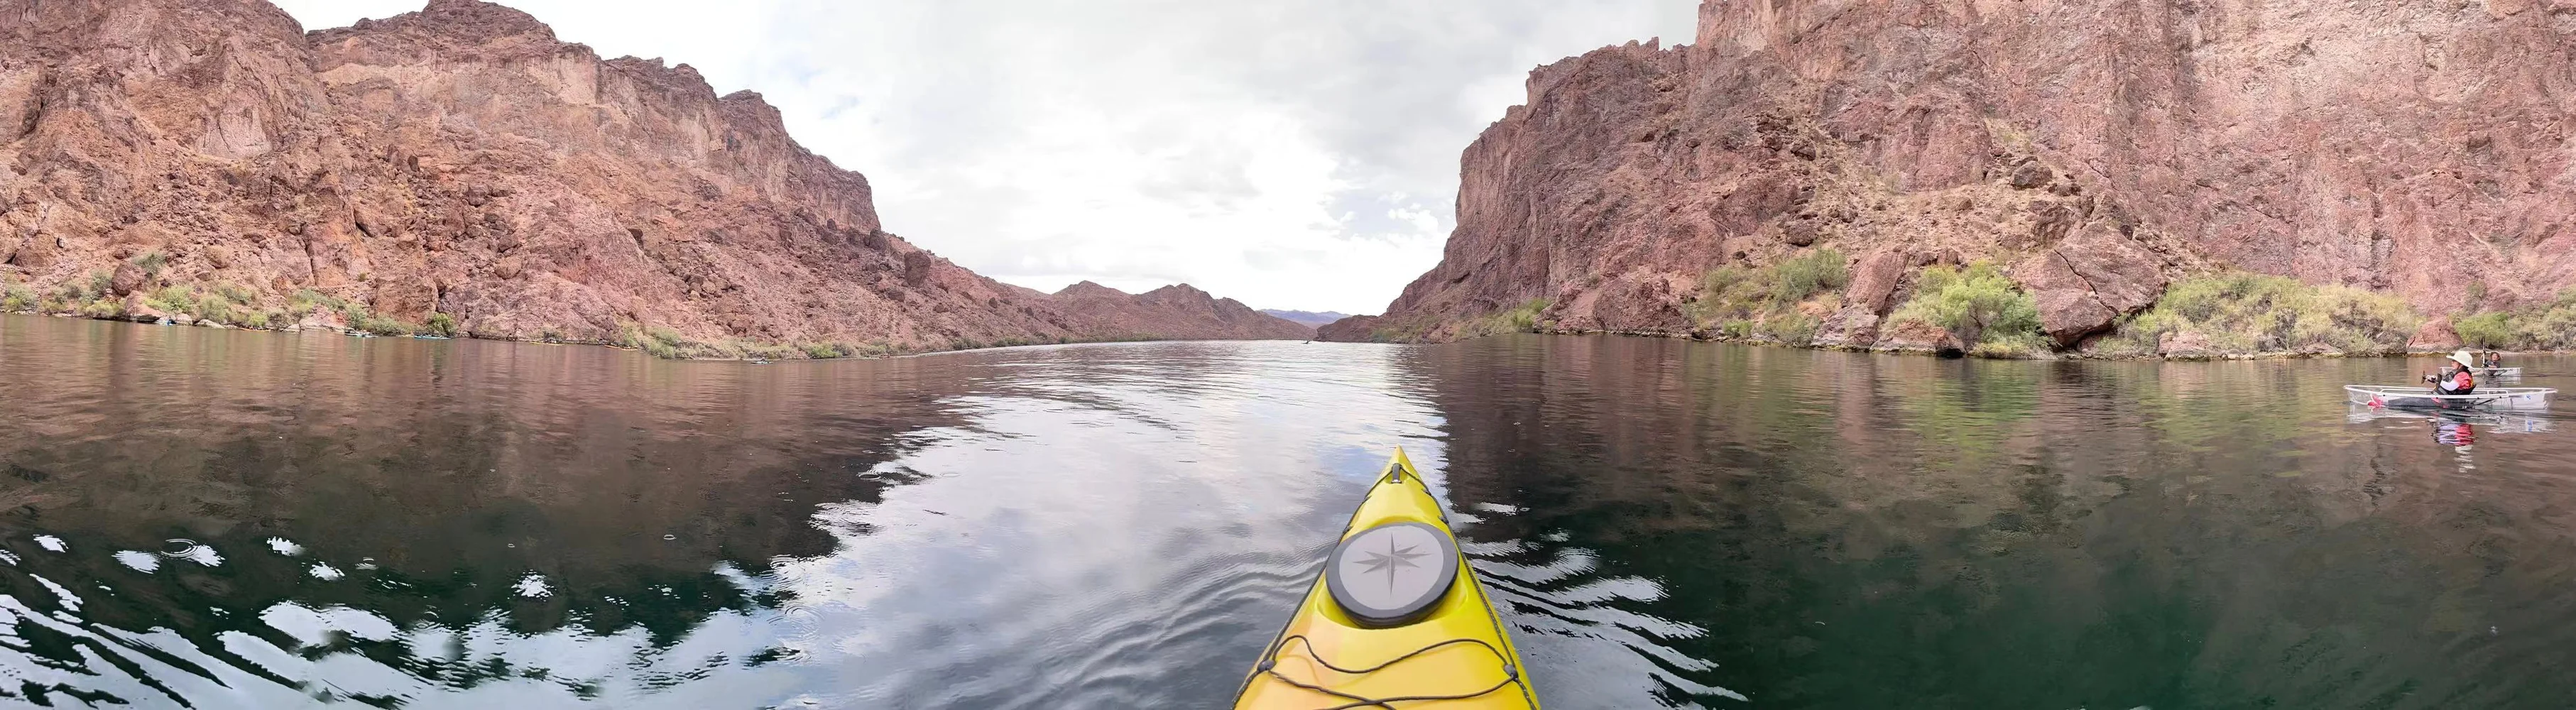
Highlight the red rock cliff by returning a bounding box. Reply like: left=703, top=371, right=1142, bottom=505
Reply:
left=1332, top=0, right=2576, bottom=347
left=0, top=0, right=1305, bottom=352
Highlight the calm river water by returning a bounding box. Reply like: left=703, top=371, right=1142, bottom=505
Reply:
left=2, top=315, right=2573, bottom=709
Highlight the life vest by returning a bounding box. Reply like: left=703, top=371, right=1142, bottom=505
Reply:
left=2442, top=368, right=2476, bottom=395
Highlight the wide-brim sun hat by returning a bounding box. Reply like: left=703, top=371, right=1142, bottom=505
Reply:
left=2450, top=350, right=2476, bottom=368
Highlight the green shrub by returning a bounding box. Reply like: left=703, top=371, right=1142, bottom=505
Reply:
left=641, top=336, right=680, bottom=359
left=290, top=290, right=413, bottom=333
left=87, top=271, right=113, bottom=297
left=2443, top=289, right=2576, bottom=350
left=647, top=327, right=685, bottom=348
left=1759, top=311, right=1821, bottom=342
left=2105, top=272, right=2420, bottom=354
left=1689, top=266, right=1752, bottom=316
left=192, top=295, right=239, bottom=325
left=800, top=342, right=849, bottom=359
left=619, top=324, right=754, bottom=359
left=1687, top=249, right=1848, bottom=344
left=353, top=314, right=414, bottom=336
left=242, top=310, right=273, bottom=329
left=1970, top=334, right=2050, bottom=359
left=213, top=283, right=258, bottom=305
left=1887, top=262, right=2043, bottom=350
left=425, top=312, right=458, bottom=337
left=147, top=285, right=197, bottom=314
left=132, top=250, right=168, bottom=277
left=1772, top=248, right=1850, bottom=303
left=287, top=289, right=348, bottom=318
left=1497, top=298, right=1548, bottom=332
left=1688, top=266, right=1758, bottom=324
left=1459, top=298, right=1551, bottom=339
left=2453, top=311, right=2517, bottom=349
left=2529, top=297, right=2576, bottom=350
left=131, top=285, right=241, bottom=325
left=1, top=284, right=33, bottom=312
left=629, top=327, right=684, bottom=356
left=78, top=297, right=124, bottom=319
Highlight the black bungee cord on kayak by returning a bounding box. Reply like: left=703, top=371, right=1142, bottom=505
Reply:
left=1252, top=634, right=1527, bottom=709
left=1232, top=455, right=1540, bottom=709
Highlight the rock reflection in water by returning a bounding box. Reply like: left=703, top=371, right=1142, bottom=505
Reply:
left=0, top=316, right=968, bottom=706
left=1410, top=335, right=2576, bottom=709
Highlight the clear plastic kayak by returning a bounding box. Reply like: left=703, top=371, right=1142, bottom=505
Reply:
left=2346, top=384, right=2555, bottom=410
left=2472, top=366, right=2521, bottom=378
left=2345, top=405, right=2554, bottom=433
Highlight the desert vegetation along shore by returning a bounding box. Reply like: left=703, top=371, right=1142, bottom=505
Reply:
left=1349, top=260, right=2494, bottom=361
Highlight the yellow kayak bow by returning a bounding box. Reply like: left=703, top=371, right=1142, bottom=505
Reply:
left=1232, top=448, right=1539, bottom=709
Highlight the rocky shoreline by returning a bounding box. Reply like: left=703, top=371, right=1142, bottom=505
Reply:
left=0, top=304, right=1245, bottom=361
left=1441, top=325, right=2545, bottom=364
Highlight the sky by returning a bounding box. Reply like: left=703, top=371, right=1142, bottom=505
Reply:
left=271, top=1, right=1699, bottom=315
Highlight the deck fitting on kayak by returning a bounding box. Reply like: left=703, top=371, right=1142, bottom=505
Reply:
left=1232, top=447, right=1540, bottom=709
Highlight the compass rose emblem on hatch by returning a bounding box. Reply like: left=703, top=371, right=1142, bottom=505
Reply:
left=1326, top=522, right=1461, bottom=627
left=1356, top=536, right=1429, bottom=593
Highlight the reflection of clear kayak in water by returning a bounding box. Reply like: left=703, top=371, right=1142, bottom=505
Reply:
left=2345, top=384, right=2556, bottom=410
left=2347, top=405, right=2555, bottom=434
left=1232, top=449, right=1539, bottom=709
left=2434, top=419, right=2477, bottom=447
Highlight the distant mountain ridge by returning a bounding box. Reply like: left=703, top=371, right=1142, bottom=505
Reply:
left=0, top=0, right=1299, bottom=356
left=1047, top=282, right=1313, bottom=340
left=1257, top=310, right=1352, bottom=328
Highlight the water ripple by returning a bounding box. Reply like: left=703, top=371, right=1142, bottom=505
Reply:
left=6, top=319, right=2576, bottom=708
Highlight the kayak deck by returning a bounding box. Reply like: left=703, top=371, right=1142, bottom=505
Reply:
left=2346, top=384, right=2556, bottom=411
left=1233, top=449, right=1537, bottom=709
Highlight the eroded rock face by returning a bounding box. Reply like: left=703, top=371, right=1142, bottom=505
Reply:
left=2411, top=317, right=2466, bottom=352
left=2014, top=223, right=2171, bottom=346
left=1333, top=0, right=2576, bottom=346
left=0, top=0, right=1302, bottom=351
left=1842, top=249, right=1912, bottom=317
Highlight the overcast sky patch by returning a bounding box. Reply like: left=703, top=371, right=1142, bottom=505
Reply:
left=273, top=0, right=1698, bottom=313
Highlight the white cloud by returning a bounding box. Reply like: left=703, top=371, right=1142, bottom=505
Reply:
left=271, top=0, right=1698, bottom=314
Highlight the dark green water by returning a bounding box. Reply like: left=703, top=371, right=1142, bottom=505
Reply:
left=2, top=315, right=2572, bottom=709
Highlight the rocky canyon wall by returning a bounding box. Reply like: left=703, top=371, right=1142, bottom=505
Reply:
left=0, top=0, right=1305, bottom=353
left=1333, top=0, right=2576, bottom=351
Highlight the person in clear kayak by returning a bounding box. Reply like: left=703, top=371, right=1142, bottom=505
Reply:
left=2425, top=350, right=2477, bottom=395
left=2482, top=351, right=2504, bottom=368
